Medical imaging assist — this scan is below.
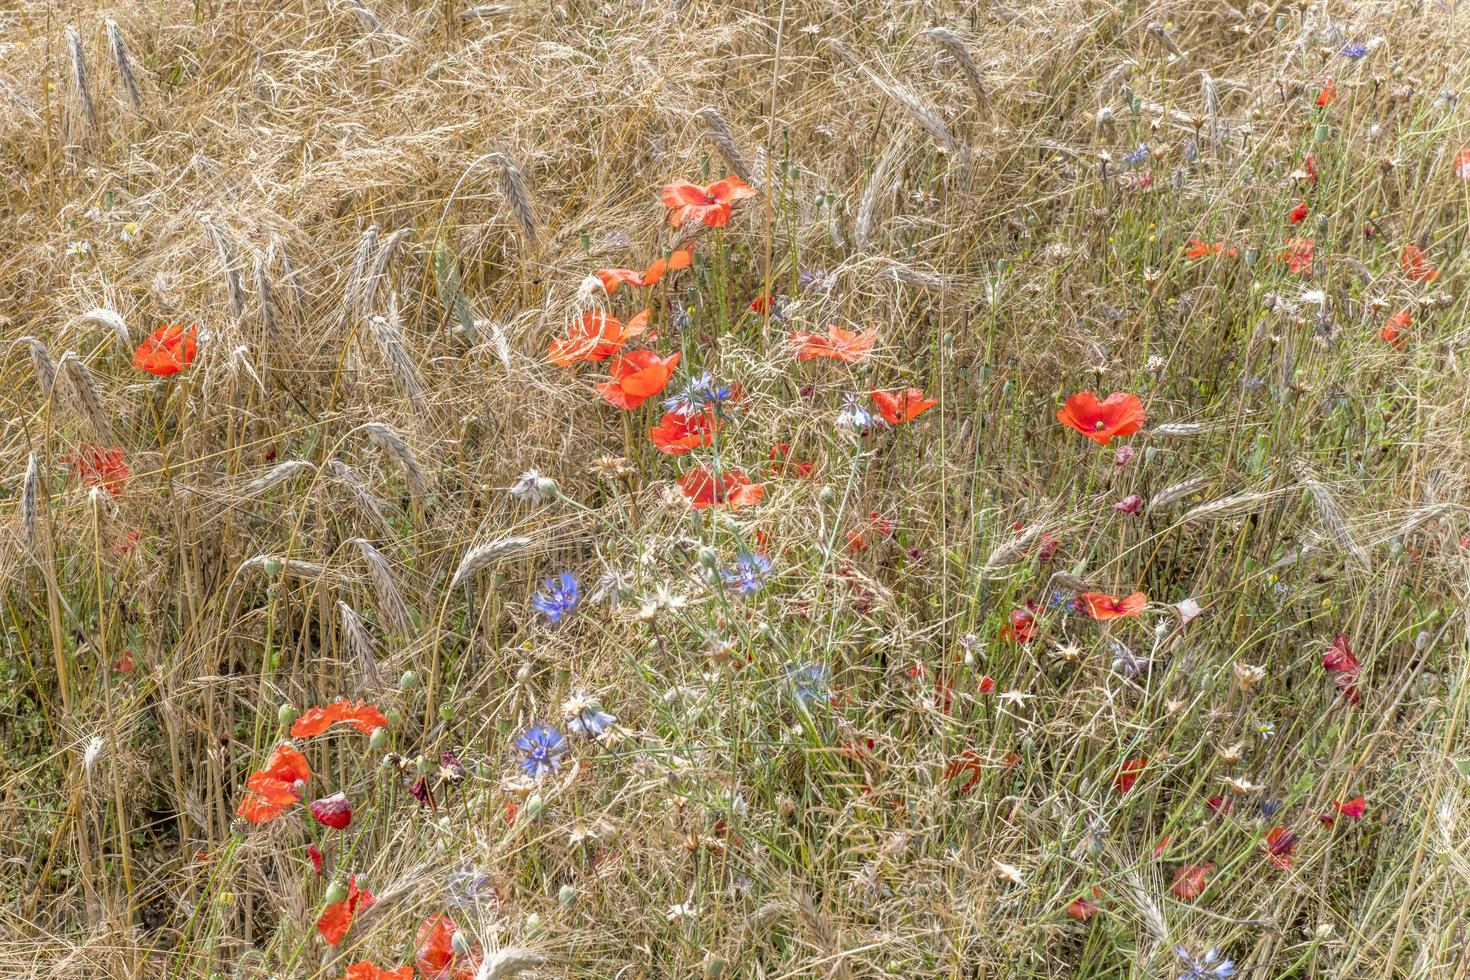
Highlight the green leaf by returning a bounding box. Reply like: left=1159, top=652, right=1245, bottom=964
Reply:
left=433, top=239, right=477, bottom=343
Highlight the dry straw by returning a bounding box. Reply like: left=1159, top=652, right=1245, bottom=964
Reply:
left=253, top=249, right=279, bottom=340
left=693, top=106, right=755, bottom=186
left=243, top=460, right=316, bottom=497
left=200, top=215, right=247, bottom=316
left=21, top=453, right=40, bottom=550
left=921, top=27, right=987, bottom=106
left=485, top=151, right=538, bottom=247
left=17, top=337, right=57, bottom=395
left=335, top=601, right=380, bottom=684
left=367, top=313, right=428, bottom=417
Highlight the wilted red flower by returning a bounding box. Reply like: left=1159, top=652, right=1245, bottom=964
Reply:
left=1001, top=606, right=1037, bottom=644
left=1305, top=153, right=1318, bottom=182
left=1171, top=863, right=1214, bottom=901
left=308, top=844, right=324, bottom=876
left=1065, top=887, right=1103, bottom=921
left=548, top=310, right=649, bottom=366
left=1079, top=591, right=1147, bottom=620
left=132, top=323, right=198, bottom=375
left=871, top=387, right=937, bottom=424
left=1112, top=495, right=1144, bottom=515
left=1323, top=634, right=1360, bottom=673
left=1279, top=237, right=1315, bottom=273
left=1114, top=756, right=1148, bottom=794
left=749, top=294, right=775, bottom=315
left=678, top=467, right=764, bottom=509
left=978, top=675, right=996, bottom=695
left=1401, top=244, right=1439, bottom=282
left=944, top=750, right=984, bottom=793
left=660, top=177, right=757, bottom=228
left=113, top=648, right=135, bottom=672
left=1316, top=77, right=1336, bottom=107
left=649, top=409, right=720, bottom=455
left=1288, top=202, right=1308, bottom=223
left=292, top=700, right=389, bottom=738
left=415, top=914, right=482, bottom=980
left=317, top=874, right=374, bottom=946
left=1334, top=795, right=1367, bottom=819
left=1381, top=310, right=1411, bottom=349
left=1184, top=238, right=1238, bottom=259
left=67, top=445, right=130, bottom=497
left=1206, top=794, right=1233, bottom=815
left=1057, top=392, right=1145, bottom=445
left=792, top=324, right=878, bottom=363
left=768, top=442, right=815, bottom=478
left=341, top=962, right=413, bottom=980
left=1264, top=827, right=1299, bottom=869
left=236, top=743, right=311, bottom=824
left=597, top=350, right=680, bottom=410
left=310, top=792, right=353, bottom=830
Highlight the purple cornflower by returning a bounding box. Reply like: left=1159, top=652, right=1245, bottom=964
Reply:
left=515, top=724, right=567, bottom=779
left=1340, top=42, right=1368, bottom=58
left=722, top=553, right=772, bottom=595
left=664, top=372, right=734, bottom=417
left=1122, top=144, right=1149, bottom=169
left=532, top=572, right=580, bottom=625
left=563, top=691, right=617, bottom=739
left=1175, top=946, right=1234, bottom=979
left=835, top=395, right=877, bottom=432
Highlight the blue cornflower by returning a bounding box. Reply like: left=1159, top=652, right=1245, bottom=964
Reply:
left=563, top=691, right=617, bottom=739
left=1341, top=41, right=1368, bottom=58
left=1259, top=798, right=1282, bottom=816
left=835, top=395, right=877, bottom=432
left=1122, top=144, right=1149, bottom=168
left=515, top=724, right=567, bottom=779
left=532, top=572, right=580, bottom=625
left=722, top=553, right=772, bottom=595
left=664, top=372, right=714, bottom=416
left=1175, top=946, right=1234, bottom=979
left=784, top=662, right=830, bottom=709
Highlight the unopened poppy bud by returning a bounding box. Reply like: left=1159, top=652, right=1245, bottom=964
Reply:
left=277, top=703, right=299, bottom=727
left=697, top=546, right=719, bottom=568
left=558, top=884, right=578, bottom=907
left=415, top=754, right=431, bottom=775
left=525, top=793, right=545, bottom=818
left=525, top=912, right=545, bottom=936
left=323, top=881, right=348, bottom=904
left=534, top=475, right=560, bottom=499
left=369, top=727, right=389, bottom=751
left=516, top=663, right=532, bottom=684
left=399, top=669, right=419, bottom=691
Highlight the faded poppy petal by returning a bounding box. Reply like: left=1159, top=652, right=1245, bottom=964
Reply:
left=1079, top=591, right=1147, bottom=620
left=343, top=962, right=414, bottom=980
left=1381, top=310, right=1411, bottom=349
left=549, top=311, right=631, bottom=365
left=1171, top=863, right=1213, bottom=901
left=595, top=268, right=647, bottom=294
left=292, top=700, right=389, bottom=738
left=1322, top=634, right=1359, bottom=673
left=1401, top=244, right=1438, bottom=282
left=794, top=324, right=878, bottom=363
left=1057, top=392, right=1145, bottom=445
left=132, top=324, right=199, bottom=376
left=1114, top=756, right=1148, bottom=794
left=944, top=750, right=984, bottom=793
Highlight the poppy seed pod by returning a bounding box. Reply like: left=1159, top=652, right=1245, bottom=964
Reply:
left=369, top=727, right=389, bottom=751
left=277, top=703, right=299, bottom=727
left=324, top=880, right=348, bottom=905
left=399, top=669, right=419, bottom=691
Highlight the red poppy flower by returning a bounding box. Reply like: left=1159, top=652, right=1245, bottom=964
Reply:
left=870, top=387, right=937, bottom=424
left=660, top=177, right=757, bottom=228
left=1114, top=756, right=1148, bottom=794
left=1288, top=202, right=1308, bottom=223
left=1316, top=77, right=1336, bottom=107
left=1171, top=863, right=1214, bottom=901
left=1183, top=238, right=1238, bottom=259
left=236, top=743, right=311, bottom=824
left=640, top=244, right=694, bottom=286
left=1151, top=836, right=1171, bottom=859
left=1057, top=392, right=1144, bottom=444
left=678, top=467, right=764, bottom=509
left=1206, top=794, right=1232, bottom=815
left=1079, top=591, right=1147, bottom=620
left=1278, top=237, right=1315, bottom=273
left=792, top=324, right=878, bottom=363
left=768, top=442, right=815, bottom=478
left=1065, top=887, right=1104, bottom=921
left=597, top=350, right=680, bottom=409
left=1401, top=244, right=1438, bottom=282
left=595, top=267, right=649, bottom=293
left=548, top=310, right=649, bottom=366
left=978, top=675, right=996, bottom=695
left=342, top=962, right=413, bottom=980
left=291, top=700, right=389, bottom=738
left=310, top=792, right=353, bottom=830
left=1323, top=634, right=1359, bottom=673
left=1001, top=606, right=1036, bottom=644
left=1379, top=310, right=1410, bottom=349
left=649, top=409, right=720, bottom=455
left=113, top=648, right=135, bottom=672
left=132, top=323, right=198, bottom=376
left=67, top=445, right=130, bottom=497
left=1334, top=795, right=1367, bottom=819
left=1112, top=495, right=1144, bottom=515
left=1263, top=826, right=1299, bottom=869
left=749, top=294, right=775, bottom=315
left=308, top=843, right=324, bottom=876
left=1305, top=154, right=1318, bottom=182
left=415, top=915, right=482, bottom=980
left=944, top=750, right=984, bottom=793
left=317, top=875, right=374, bottom=946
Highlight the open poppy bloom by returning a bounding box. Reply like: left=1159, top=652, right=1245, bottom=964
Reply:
left=1316, top=77, right=1336, bottom=107
left=768, top=442, right=815, bottom=478
left=1065, top=887, right=1104, bottom=921
left=1381, top=310, right=1411, bottom=349
left=291, top=700, right=389, bottom=738
left=596, top=245, right=694, bottom=294
left=1334, top=796, right=1367, bottom=819
left=1401, top=244, right=1438, bottom=282
left=597, top=350, right=680, bottom=409
left=1057, top=392, right=1144, bottom=444
left=871, top=387, right=938, bottom=424
left=792, top=324, right=877, bottom=363
left=1114, top=756, right=1148, bottom=794
left=1000, top=605, right=1037, bottom=644
left=1171, top=863, right=1214, bottom=901
left=1288, top=202, right=1308, bottom=223
left=317, top=875, right=374, bottom=946
left=67, top=445, right=130, bottom=497
left=236, top=743, right=311, bottom=824
left=1264, top=827, right=1299, bottom=869
left=341, top=962, right=413, bottom=980
left=1278, top=237, right=1315, bottom=273
left=310, top=792, right=353, bottom=830
left=660, top=177, right=757, bottom=228
left=416, top=915, right=482, bottom=980
left=649, top=409, right=720, bottom=455
left=944, top=750, right=984, bottom=793
left=548, top=310, right=649, bottom=366
left=132, top=323, right=198, bottom=376
left=678, top=466, right=764, bottom=509
left=1079, top=591, right=1147, bottom=620
left=1184, top=238, right=1238, bottom=259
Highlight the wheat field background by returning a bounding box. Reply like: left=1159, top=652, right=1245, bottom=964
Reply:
left=1, top=0, right=1469, bottom=977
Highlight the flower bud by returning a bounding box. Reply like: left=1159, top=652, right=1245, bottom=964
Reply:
left=399, top=669, right=419, bottom=691
left=323, top=881, right=348, bottom=904
left=558, top=884, right=578, bottom=907
left=277, top=703, right=299, bottom=727
left=369, top=727, right=390, bottom=751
